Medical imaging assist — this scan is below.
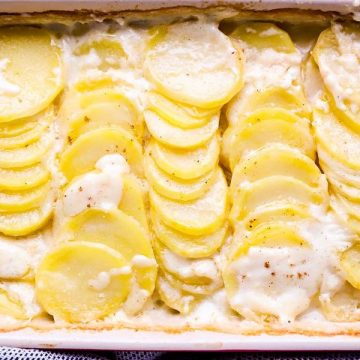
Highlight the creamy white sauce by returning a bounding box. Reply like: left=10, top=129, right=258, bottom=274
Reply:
left=88, top=266, right=131, bottom=291
left=131, top=255, right=157, bottom=268
left=0, top=243, right=30, bottom=279
left=0, top=59, right=20, bottom=96
left=63, top=154, right=129, bottom=217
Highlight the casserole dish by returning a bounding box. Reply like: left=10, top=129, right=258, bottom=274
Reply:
left=0, top=0, right=360, bottom=350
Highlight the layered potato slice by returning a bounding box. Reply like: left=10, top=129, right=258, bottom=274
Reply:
left=230, top=144, right=325, bottom=197
left=0, top=288, right=28, bottom=320
left=144, top=110, right=219, bottom=149
left=149, top=136, right=219, bottom=180
left=36, top=242, right=131, bottom=323
left=314, top=108, right=360, bottom=171
left=151, top=210, right=227, bottom=258
left=60, top=128, right=143, bottom=180
left=69, top=90, right=142, bottom=141
left=223, top=223, right=320, bottom=322
left=340, top=244, right=360, bottom=290
left=147, top=91, right=218, bottom=129
left=0, top=26, right=63, bottom=122
left=144, top=148, right=216, bottom=201
left=0, top=200, right=53, bottom=236
left=150, top=169, right=228, bottom=235
left=224, top=108, right=315, bottom=171
left=313, top=24, right=360, bottom=131
left=66, top=208, right=157, bottom=303
left=145, top=22, right=243, bottom=108
left=0, top=134, right=51, bottom=169
left=231, top=176, right=327, bottom=221
left=154, top=239, right=221, bottom=287
left=157, top=273, right=199, bottom=314
left=0, top=164, right=49, bottom=191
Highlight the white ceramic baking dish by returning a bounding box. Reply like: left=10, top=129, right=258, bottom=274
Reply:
left=0, top=0, right=360, bottom=351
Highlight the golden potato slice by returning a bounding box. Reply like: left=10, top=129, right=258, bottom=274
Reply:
left=231, top=22, right=296, bottom=53
left=144, top=148, right=216, bottom=201
left=151, top=210, right=227, bottom=258
left=241, top=204, right=310, bottom=232
left=0, top=135, right=51, bottom=168
left=0, top=164, right=49, bottom=191
left=227, top=87, right=309, bottom=126
left=0, top=201, right=52, bottom=236
left=163, top=269, right=222, bottom=296
left=66, top=208, right=156, bottom=296
left=60, top=128, right=143, bottom=181
left=230, top=144, right=324, bottom=196
left=147, top=91, right=218, bottom=129
left=119, top=174, right=149, bottom=232
left=227, top=108, right=314, bottom=170
left=36, top=242, right=131, bottom=323
left=327, top=174, right=360, bottom=202
left=223, top=223, right=317, bottom=322
left=154, top=239, right=220, bottom=286
left=150, top=169, right=228, bottom=235
left=69, top=91, right=142, bottom=140
left=313, top=108, right=360, bottom=171
left=149, top=136, right=219, bottom=180
left=157, top=273, right=199, bottom=314
left=340, top=244, right=360, bottom=290
left=144, top=110, right=219, bottom=149
left=0, top=181, right=49, bottom=212
left=0, top=26, right=63, bottom=121
left=145, top=22, right=243, bottom=108
left=231, top=176, right=327, bottom=221
left=0, top=288, right=27, bottom=320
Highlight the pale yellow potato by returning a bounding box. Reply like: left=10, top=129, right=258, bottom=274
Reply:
left=144, top=110, right=219, bottom=149
left=341, top=244, right=360, bottom=290
left=0, top=26, right=63, bottom=121
left=150, top=169, right=228, bottom=235
left=36, top=242, right=131, bottom=323
left=145, top=22, right=243, bottom=108
left=60, top=128, right=143, bottom=180
left=0, top=164, right=49, bottom=191
left=151, top=210, right=227, bottom=259
left=230, top=176, right=327, bottom=221
left=144, top=148, right=216, bottom=201
left=230, top=144, right=324, bottom=197
left=147, top=91, right=218, bottom=129
left=149, top=136, right=219, bottom=180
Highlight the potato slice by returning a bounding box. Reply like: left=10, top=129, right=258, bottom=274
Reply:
left=313, top=108, right=360, bottom=171
left=0, top=288, right=27, bottom=320
left=149, top=136, right=219, bottom=180
left=231, top=176, right=327, bottom=221
left=145, top=22, right=243, bottom=108
left=69, top=91, right=142, bottom=140
left=230, top=144, right=324, bottom=196
left=151, top=210, right=227, bottom=258
left=0, top=164, right=49, bottom=191
left=0, top=27, right=63, bottom=121
left=327, top=174, right=360, bottom=202
left=340, top=244, right=360, bottom=290
left=0, top=181, right=49, bottom=212
left=241, top=204, right=310, bottom=232
left=36, top=242, right=131, bottom=322
left=0, top=201, right=52, bottom=236
left=0, top=135, right=51, bottom=168
left=66, top=208, right=156, bottom=296
left=227, top=108, right=314, bottom=170
left=119, top=174, right=149, bottom=232
left=60, top=128, right=143, bottom=180
left=154, top=239, right=220, bottom=286
left=157, top=273, right=199, bottom=314
left=223, top=223, right=317, bottom=322
left=150, top=169, right=228, bottom=235
left=144, top=148, right=216, bottom=201
left=147, top=91, right=218, bottom=129
left=144, top=110, right=219, bottom=149
left=231, top=22, right=296, bottom=53
left=227, top=87, right=309, bottom=126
